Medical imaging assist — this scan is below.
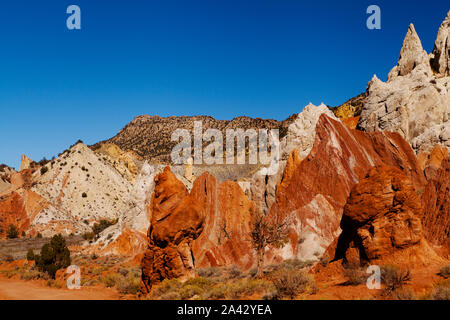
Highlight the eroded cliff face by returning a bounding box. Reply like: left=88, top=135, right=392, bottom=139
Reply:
left=267, top=114, right=426, bottom=262
left=140, top=167, right=256, bottom=292
left=422, top=156, right=450, bottom=251
left=333, top=166, right=442, bottom=268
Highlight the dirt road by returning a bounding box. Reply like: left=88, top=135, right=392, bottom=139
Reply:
left=0, top=278, right=119, bottom=300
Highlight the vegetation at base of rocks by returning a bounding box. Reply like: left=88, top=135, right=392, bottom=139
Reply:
left=146, top=276, right=274, bottom=300
left=428, top=280, right=450, bottom=300
left=22, top=268, right=49, bottom=281
left=439, top=265, right=450, bottom=279
left=32, top=234, right=71, bottom=279
left=26, top=249, right=35, bottom=261
left=264, top=258, right=314, bottom=274
left=92, top=219, right=118, bottom=235
left=82, top=219, right=118, bottom=242
left=249, top=208, right=292, bottom=278
left=319, top=254, right=331, bottom=267
left=6, top=225, right=19, bottom=239
left=99, top=267, right=141, bottom=294
left=380, top=265, right=411, bottom=296
left=148, top=261, right=316, bottom=300
left=40, top=166, right=48, bottom=175
left=342, top=263, right=368, bottom=286
left=46, top=279, right=64, bottom=288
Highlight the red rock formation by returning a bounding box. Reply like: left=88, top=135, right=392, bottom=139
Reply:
left=268, top=114, right=426, bottom=262
left=341, top=116, right=360, bottom=130
left=0, top=190, right=47, bottom=238
left=333, top=166, right=442, bottom=267
left=422, top=156, right=450, bottom=248
left=140, top=167, right=255, bottom=293
left=140, top=167, right=204, bottom=293
left=190, top=173, right=254, bottom=270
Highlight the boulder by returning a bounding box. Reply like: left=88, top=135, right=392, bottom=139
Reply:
left=333, top=166, right=442, bottom=267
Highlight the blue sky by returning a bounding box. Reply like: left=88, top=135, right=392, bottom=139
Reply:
left=0, top=0, right=448, bottom=169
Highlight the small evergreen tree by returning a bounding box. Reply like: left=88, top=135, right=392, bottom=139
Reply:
left=26, top=249, right=35, bottom=261
left=34, top=234, right=71, bottom=279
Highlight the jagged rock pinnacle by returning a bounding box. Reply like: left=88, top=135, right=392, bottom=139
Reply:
left=430, top=11, right=450, bottom=75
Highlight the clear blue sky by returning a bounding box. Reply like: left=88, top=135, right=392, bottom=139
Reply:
left=0, top=0, right=448, bottom=169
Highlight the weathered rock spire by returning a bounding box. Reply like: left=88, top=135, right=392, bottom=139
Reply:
left=430, top=11, right=450, bottom=76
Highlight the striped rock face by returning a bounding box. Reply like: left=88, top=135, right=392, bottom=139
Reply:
left=267, top=114, right=425, bottom=263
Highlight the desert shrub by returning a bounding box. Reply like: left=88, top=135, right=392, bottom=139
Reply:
left=118, top=268, right=129, bottom=277
left=428, top=281, right=450, bottom=300
left=271, top=268, right=315, bottom=299
left=160, top=291, right=181, bottom=300
left=100, top=274, right=120, bottom=288
left=92, top=219, right=117, bottom=235
left=6, top=224, right=19, bottom=239
left=4, top=254, right=14, bottom=262
left=381, top=265, right=411, bottom=295
left=116, top=272, right=141, bottom=295
left=439, top=265, right=450, bottom=279
left=1, top=267, right=22, bottom=278
left=180, top=285, right=204, bottom=299
left=226, top=279, right=273, bottom=299
left=150, top=279, right=182, bottom=298
left=196, top=267, right=223, bottom=279
left=26, top=249, right=35, bottom=261
left=21, top=269, right=46, bottom=281
left=34, top=234, right=71, bottom=279
left=247, top=267, right=257, bottom=278
left=343, top=266, right=367, bottom=286
left=391, top=288, right=416, bottom=300
left=46, top=279, right=63, bottom=288
left=204, top=284, right=227, bottom=299
left=184, top=277, right=213, bottom=289
left=262, top=290, right=280, bottom=300
left=40, top=166, right=48, bottom=175
left=82, top=232, right=95, bottom=241
left=227, top=265, right=243, bottom=279
left=82, top=192, right=87, bottom=198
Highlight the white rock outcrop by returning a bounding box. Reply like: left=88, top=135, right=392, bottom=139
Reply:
left=31, top=143, right=133, bottom=234
left=249, top=103, right=337, bottom=214
left=358, top=15, right=450, bottom=153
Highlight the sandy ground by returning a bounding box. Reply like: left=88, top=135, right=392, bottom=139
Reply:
left=0, top=277, right=119, bottom=300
